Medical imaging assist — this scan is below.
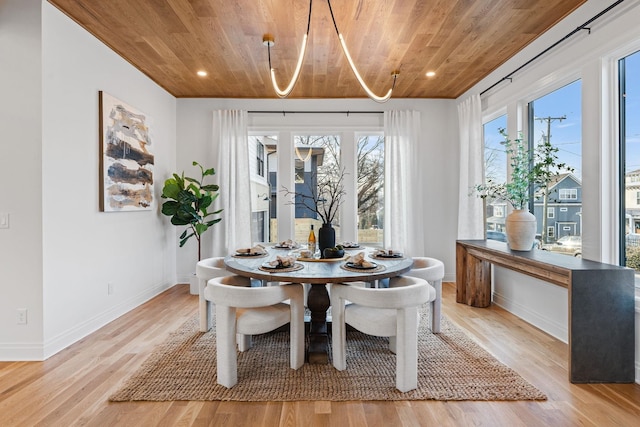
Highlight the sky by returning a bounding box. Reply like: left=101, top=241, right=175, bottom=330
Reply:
left=484, top=49, right=640, bottom=182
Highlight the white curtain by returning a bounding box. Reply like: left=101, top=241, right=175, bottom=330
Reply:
left=212, top=110, right=252, bottom=255
left=383, top=110, right=424, bottom=256
left=457, top=94, right=485, bottom=239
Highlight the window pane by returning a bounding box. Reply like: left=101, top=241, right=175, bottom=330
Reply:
left=530, top=80, right=582, bottom=254
left=483, top=115, right=507, bottom=242
left=292, top=135, right=342, bottom=244
left=249, top=135, right=277, bottom=243
left=621, top=50, right=640, bottom=271
left=357, top=135, right=384, bottom=245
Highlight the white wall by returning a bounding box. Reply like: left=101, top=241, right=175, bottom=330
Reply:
left=0, top=0, right=45, bottom=359
left=459, top=0, right=640, bottom=381
left=0, top=0, right=178, bottom=360
left=176, top=98, right=458, bottom=283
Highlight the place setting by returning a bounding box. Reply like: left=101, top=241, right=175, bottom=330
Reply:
left=272, top=239, right=301, bottom=250
left=341, top=251, right=386, bottom=273
left=371, top=248, right=405, bottom=260
left=340, top=241, right=361, bottom=250
left=232, top=244, right=268, bottom=258
left=258, top=255, right=304, bottom=273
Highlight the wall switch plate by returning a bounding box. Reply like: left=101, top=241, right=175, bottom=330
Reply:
left=17, top=308, right=27, bottom=325
left=108, top=283, right=114, bottom=295
left=0, top=213, right=8, bottom=229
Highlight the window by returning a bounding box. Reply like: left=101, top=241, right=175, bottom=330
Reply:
left=293, top=135, right=342, bottom=244
left=256, top=141, right=265, bottom=177
left=250, top=125, right=384, bottom=247
left=559, top=188, right=577, bottom=200
left=357, top=135, right=384, bottom=245
left=529, top=80, right=582, bottom=245
left=249, top=135, right=277, bottom=243
left=619, top=49, right=640, bottom=271
left=483, top=115, right=508, bottom=233
left=547, top=226, right=555, bottom=239
left=547, top=207, right=555, bottom=218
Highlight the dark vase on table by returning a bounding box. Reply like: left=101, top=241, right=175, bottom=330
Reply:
left=318, top=223, right=336, bottom=258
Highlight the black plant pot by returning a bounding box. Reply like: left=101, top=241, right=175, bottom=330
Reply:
left=318, top=223, right=336, bottom=258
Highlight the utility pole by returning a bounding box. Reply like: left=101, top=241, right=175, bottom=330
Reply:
left=536, top=115, right=566, bottom=244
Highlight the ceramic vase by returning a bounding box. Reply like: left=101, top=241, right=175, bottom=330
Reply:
left=318, top=223, right=336, bottom=258
left=505, top=209, right=537, bottom=251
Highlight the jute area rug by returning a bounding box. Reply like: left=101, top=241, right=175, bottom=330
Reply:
left=110, top=310, right=546, bottom=402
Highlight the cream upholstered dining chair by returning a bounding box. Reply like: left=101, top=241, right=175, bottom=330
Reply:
left=330, top=276, right=436, bottom=392
left=205, top=276, right=305, bottom=388
left=404, top=257, right=444, bottom=333
left=196, top=257, right=229, bottom=332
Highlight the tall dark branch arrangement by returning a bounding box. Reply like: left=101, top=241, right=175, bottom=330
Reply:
left=282, top=166, right=347, bottom=225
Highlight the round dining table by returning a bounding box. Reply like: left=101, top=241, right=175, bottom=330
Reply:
left=224, top=246, right=413, bottom=364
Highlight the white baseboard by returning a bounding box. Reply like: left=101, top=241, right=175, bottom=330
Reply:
left=0, top=282, right=173, bottom=361
left=0, top=342, right=45, bottom=361
left=41, top=282, right=173, bottom=359
left=492, top=290, right=568, bottom=343
left=443, top=273, right=455, bottom=283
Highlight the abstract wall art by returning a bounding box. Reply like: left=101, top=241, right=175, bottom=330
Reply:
left=99, top=91, right=154, bottom=212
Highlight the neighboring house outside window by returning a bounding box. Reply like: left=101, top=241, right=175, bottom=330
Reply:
left=534, top=173, right=582, bottom=243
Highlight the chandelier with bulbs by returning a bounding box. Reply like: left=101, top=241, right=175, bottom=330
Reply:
left=263, top=0, right=399, bottom=103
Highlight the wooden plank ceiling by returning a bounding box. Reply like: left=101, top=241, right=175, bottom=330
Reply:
left=47, top=0, right=586, bottom=99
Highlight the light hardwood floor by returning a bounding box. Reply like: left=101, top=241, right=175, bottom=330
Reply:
left=1, top=283, right=639, bottom=426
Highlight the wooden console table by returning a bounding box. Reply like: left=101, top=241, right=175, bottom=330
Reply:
left=456, top=239, right=635, bottom=383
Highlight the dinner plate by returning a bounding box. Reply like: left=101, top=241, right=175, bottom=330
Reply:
left=261, top=262, right=290, bottom=269
left=274, top=244, right=299, bottom=249
left=235, top=252, right=264, bottom=257
left=375, top=253, right=403, bottom=258
left=341, top=243, right=360, bottom=248
left=346, top=261, right=377, bottom=270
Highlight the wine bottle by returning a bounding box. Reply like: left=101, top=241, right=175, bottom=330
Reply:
left=308, top=225, right=316, bottom=255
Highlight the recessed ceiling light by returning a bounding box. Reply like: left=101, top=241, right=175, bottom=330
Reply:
left=425, top=71, right=436, bottom=78
left=197, top=70, right=207, bottom=77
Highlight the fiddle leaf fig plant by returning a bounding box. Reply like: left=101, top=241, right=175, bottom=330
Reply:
left=161, top=161, right=222, bottom=261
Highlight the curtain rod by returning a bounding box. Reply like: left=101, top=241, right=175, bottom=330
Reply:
left=248, top=110, right=383, bottom=116
left=480, top=0, right=625, bottom=97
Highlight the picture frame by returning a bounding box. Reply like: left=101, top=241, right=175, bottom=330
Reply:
left=98, top=91, right=154, bottom=212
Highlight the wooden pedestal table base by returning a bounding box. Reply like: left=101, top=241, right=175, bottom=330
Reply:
left=306, top=283, right=331, bottom=364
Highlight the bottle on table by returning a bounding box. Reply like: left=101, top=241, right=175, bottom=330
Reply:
left=308, top=225, right=316, bottom=256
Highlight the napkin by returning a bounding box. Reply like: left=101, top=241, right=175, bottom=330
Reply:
left=373, top=248, right=402, bottom=257
left=236, top=244, right=265, bottom=255
left=348, top=252, right=375, bottom=268
left=269, top=255, right=296, bottom=268
left=250, top=244, right=266, bottom=254
left=278, top=239, right=298, bottom=248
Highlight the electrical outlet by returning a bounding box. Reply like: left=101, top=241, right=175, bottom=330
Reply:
left=17, top=308, right=27, bottom=325
left=108, top=283, right=114, bottom=295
